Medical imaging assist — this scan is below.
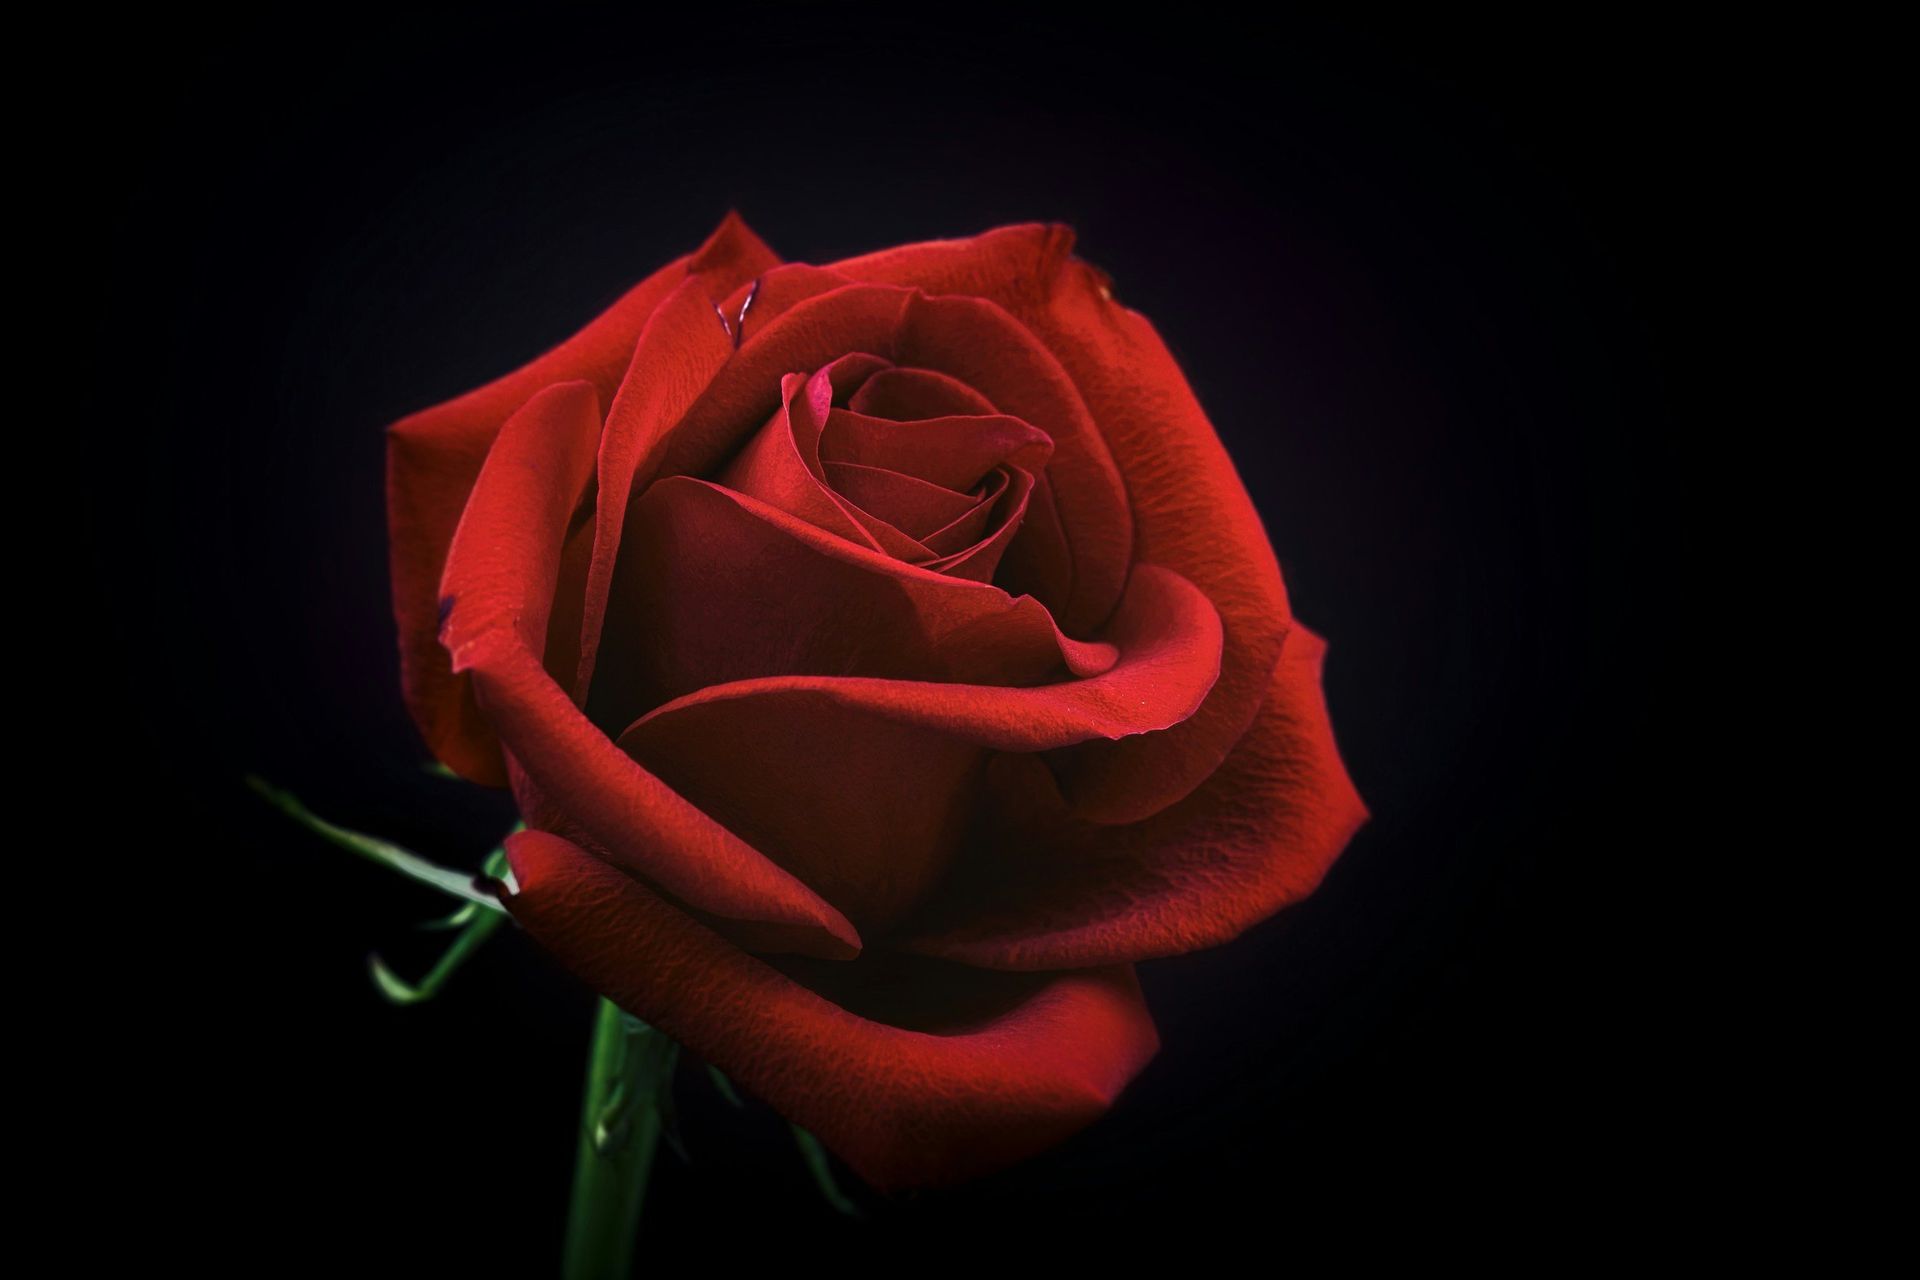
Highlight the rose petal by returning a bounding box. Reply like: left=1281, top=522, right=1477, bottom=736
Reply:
left=896, top=292, right=1132, bottom=636
left=847, top=366, right=998, bottom=419
left=716, top=262, right=857, bottom=350
left=822, top=462, right=978, bottom=540
left=388, top=213, right=776, bottom=783
left=503, top=828, right=1160, bottom=1190
left=573, top=276, right=752, bottom=700
left=918, top=468, right=1011, bottom=558
left=831, top=224, right=1297, bottom=822
left=818, top=408, right=1051, bottom=491
left=618, top=563, right=1218, bottom=755
left=898, top=625, right=1367, bottom=969
left=993, top=467, right=1074, bottom=606
left=611, top=563, right=1220, bottom=931
left=827, top=223, right=1075, bottom=305
left=717, top=366, right=891, bottom=555
left=656, top=284, right=1134, bottom=640
left=656, top=284, right=918, bottom=481
left=586, top=476, right=1118, bottom=734
left=437, top=383, right=860, bottom=959
left=921, top=467, right=1032, bottom=584
left=618, top=690, right=985, bottom=933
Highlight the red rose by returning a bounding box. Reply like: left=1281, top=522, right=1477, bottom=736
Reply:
left=388, top=216, right=1366, bottom=1189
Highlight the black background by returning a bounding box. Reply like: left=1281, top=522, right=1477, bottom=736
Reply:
left=76, top=6, right=1706, bottom=1269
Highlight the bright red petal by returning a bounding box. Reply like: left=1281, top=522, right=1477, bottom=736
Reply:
left=504, top=828, right=1160, bottom=1190
left=437, top=382, right=859, bottom=960
left=572, top=276, right=742, bottom=700
left=899, top=626, right=1367, bottom=969
left=388, top=214, right=776, bottom=782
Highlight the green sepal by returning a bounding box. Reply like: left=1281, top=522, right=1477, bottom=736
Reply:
left=245, top=775, right=505, bottom=912
left=416, top=844, right=515, bottom=930
left=368, top=907, right=508, bottom=1005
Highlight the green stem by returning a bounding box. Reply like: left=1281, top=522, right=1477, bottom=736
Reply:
left=563, top=1000, right=677, bottom=1280
left=368, top=907, right=505, bottom=1004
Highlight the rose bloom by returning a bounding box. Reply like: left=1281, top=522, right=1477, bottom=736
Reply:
left=388, top=216, right=1365, bottom=1189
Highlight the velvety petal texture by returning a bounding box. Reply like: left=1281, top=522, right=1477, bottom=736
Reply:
left=388, top=214, right=776, bottom=782
left=503, top=828, right=1160, bottom=1190
left=898, top=626, right=1368, bottom=968
left=829, top=224, right=1294, bottom=824
left=386, top=215, right=1365, bottom=1191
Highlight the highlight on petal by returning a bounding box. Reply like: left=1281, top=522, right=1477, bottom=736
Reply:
left=503, top=828, right=1160, bottom=1190
left=388, top=213, right=777, bottom=782
left=899, top=625, right=1367, bottom=970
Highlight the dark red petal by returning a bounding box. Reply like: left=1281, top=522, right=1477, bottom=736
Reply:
left=818, top=408, right=1051, bottom=491
left=822, top=462, right=978, bottom=540
left=587, top=477, right=1117, bottom=731
left=717, top=369, right=889, bottom=555
left=655, top=284, right=917, bottom=482
left=922, top=467, right=1031, bottom=584
left=918, top=468, right=1010, bottom=558
left=900, top=626, right=1367, bottom=969
left=619, top=563, right=1217, bottom=754
left=572, top=276, right=741, bottom=700
left=618, top=689, right=985, bottom=933
left=896, top=292, right=1132, bottom=636
left=504, top=828, right=1160, bottom=1190
left=994, top=468, right=1074, bottom=606
left=831, top=225, right=1297, bottom=823
left=847, top=366, right=998, bottom=419
left=610, top=563, right=1217, bottom=932
left=437, top=383, right=859, bottom=959
left=656, top=284, right=1132, bottom=642
left=388, top=214, right=776, bottom=782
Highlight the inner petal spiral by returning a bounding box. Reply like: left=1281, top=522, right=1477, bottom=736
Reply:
left=714, top=355, right=1054, bottom=580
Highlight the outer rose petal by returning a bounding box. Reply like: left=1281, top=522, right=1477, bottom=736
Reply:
left=436, top=382, right=859, bottom=959
left=573, top=276, right=749, bottom=700
left=502, top=828, right=1161, bottom=1190
left=612, top=563, right=1221, bottom=932
left=828, top=225, right=1296, bottom=823
left=899, top=625, right=1368, bottom=970
left=618, top=564, right=1219, bottom=755
left=586, top=477, right=1118, bottom=734
left=388, top=213, right=777, bottom=783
